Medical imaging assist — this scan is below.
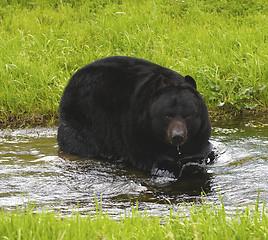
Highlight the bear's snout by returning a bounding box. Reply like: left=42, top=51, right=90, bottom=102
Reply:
left=171, top=130, right=185, bottom=145
left=167, top=120, right=187, bottom=146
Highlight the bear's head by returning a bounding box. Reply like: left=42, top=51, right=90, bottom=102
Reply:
left=150, top=75, right=211, bottom=155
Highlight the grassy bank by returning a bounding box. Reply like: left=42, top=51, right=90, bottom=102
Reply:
left=1, top=200, right=267, bottom=239
left=0, top=0, right=267, bottom=127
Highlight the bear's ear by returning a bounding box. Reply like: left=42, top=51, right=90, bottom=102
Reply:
left=185, top=75, right=197, bottom=89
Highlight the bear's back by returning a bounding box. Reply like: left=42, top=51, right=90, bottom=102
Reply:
left=66, top=56, right=182, bottom=115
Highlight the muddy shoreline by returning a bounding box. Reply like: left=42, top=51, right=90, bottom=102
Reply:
left=0, top=109, right=267, bottom=129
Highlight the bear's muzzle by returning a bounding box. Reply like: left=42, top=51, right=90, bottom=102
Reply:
left=167, top=120, right=187, bottom=146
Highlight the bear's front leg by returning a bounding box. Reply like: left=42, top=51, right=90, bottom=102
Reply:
left=129, top=152, right=178, bottom=178
left=150, top=154, right=180, bottom=178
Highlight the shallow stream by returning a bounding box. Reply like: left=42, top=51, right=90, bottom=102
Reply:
left=0, top=120, right=267, bottom=216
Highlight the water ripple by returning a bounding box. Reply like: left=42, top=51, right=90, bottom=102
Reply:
left=0, top=125, right=267, bottom=215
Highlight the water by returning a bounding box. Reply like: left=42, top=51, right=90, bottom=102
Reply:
left=0, top=120, right=267, bottom=216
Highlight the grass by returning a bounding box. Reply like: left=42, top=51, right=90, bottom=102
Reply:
left=0, top=199, right=267, bottom=239
left=0, top=0, right=267, bottom=126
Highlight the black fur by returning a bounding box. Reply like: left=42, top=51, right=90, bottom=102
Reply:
left=57, top=56, right=213, bottom=177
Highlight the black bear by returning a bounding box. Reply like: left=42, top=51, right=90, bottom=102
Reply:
left=57, top=56, right=214, bottom=178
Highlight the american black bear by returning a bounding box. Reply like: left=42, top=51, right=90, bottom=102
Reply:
left=57, top=56, right=214, bottom=178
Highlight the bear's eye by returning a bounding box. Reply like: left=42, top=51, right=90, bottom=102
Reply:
left=165, top=113, right=174, bottom=120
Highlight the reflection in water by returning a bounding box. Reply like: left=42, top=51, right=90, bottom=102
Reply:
left=0, top=122, right=267, bottom=216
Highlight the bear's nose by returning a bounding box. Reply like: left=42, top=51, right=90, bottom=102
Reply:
left=171, top=131, right=185, bottom=145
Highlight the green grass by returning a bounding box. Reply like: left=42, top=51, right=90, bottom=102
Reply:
left=0, top=0, right=267, bottom=126
left=1, top=200, right=267, bottom=239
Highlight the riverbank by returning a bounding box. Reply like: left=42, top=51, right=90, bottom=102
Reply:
left=0, top=109, right=267, bottom=129
left=1, top=200, right=267, bottom=239
left=0, top=0, right=267, bottom=128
